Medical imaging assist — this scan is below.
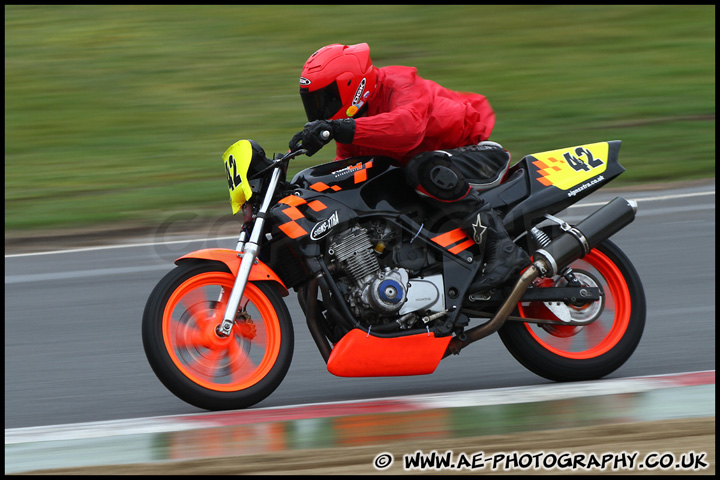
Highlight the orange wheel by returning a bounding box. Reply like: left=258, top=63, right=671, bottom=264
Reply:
left=143, top=261, right=293, bottom=410
left=498, top=239, right=645, bottom=382
left=518, top=249, right=630, bottom=359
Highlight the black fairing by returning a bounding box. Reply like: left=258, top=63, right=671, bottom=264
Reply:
left=261, top=141, right=625, bottom=289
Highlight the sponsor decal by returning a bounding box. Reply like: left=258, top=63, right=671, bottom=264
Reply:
left=330, top=161, right=374, bottom=184
left=352, top=78, right=366, bottom=106
left=568, top=175, right=605, bottom=197
left=332, top=162, right=365, bottom=178
left=299, top=77, right=311, bottom=86
left=310, top=211, right=340, bottom=240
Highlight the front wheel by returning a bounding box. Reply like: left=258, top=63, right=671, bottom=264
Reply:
left=498, top=239, right=645, bottom=382
left=142, top=261, right=293, bottom=410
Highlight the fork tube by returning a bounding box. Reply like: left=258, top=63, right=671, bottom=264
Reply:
left=217, top=167, right=282, bottom=337
left=235, top=230, right=248, bottom=252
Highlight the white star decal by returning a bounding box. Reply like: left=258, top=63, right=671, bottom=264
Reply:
left=472, top=214, right=487, bottom=245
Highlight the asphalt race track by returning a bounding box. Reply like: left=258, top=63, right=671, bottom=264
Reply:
left=4, top=179, right=715, bottom=473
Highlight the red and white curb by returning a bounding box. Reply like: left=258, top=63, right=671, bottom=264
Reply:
left=5, top=370, right=714, bottom=445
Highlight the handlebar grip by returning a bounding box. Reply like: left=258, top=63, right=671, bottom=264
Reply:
left=321, top=130, right=330, bottom=140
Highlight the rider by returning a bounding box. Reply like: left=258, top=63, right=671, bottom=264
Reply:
left=289, top=43, right=529, bottom=292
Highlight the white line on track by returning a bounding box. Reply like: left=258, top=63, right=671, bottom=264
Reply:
left=5, top=190, right=715, bottom=259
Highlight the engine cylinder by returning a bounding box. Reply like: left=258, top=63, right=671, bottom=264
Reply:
left=328, top=227, right=381, bottom=286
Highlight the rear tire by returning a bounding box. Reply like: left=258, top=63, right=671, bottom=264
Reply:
left=142, top=261, right=293, bottom=410
left=498, top=240, right=645, bottom=381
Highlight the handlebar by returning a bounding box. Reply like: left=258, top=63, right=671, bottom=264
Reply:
left=248, top=147, right=307, bottom=181
left=252, top=127, right=331, bottom=179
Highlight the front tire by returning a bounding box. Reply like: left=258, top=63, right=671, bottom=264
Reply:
left=142, top=261, right=293, bottom=410
left=498, top=240, right=645, bottom=382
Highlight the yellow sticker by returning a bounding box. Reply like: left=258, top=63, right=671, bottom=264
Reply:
left=222, top=140, right=254, bottom=214
left=346, top=105, right=358, bottom=117
left=531, top=142, right=609, bottom=190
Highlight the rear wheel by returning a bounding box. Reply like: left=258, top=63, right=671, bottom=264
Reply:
left=142, top=261, right=293, bottom=410
left=498, top=240, right=645, bottom=381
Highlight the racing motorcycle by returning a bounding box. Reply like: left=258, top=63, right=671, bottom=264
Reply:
left=142, top=136, right=645, bottom=410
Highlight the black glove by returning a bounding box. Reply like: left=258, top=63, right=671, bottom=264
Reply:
left=289, top=119, right=355, bottom=156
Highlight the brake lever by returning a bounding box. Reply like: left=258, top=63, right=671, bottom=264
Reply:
left=283, top=148, right=308, bottom=161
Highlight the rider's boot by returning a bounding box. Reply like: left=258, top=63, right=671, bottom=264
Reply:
left=466, top=201, right=530, bottom=293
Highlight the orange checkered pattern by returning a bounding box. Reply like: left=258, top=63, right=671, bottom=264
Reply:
left=276, top=194, right=331, bottom=240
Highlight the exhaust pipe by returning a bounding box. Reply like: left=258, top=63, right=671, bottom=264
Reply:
left=446, top=196, right=637, bottom=356
left=446, top=263, right=542, bottom=356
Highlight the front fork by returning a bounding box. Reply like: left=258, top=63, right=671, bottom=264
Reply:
left=216, top=167, right=283, bottom=337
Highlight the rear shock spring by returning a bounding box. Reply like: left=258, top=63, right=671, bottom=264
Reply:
left=530, top=226, right=552, bottom=249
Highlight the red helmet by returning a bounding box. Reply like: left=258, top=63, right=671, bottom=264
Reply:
left=299, top=43, right=378, bottom=121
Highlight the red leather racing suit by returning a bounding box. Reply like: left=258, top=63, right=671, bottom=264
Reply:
left=335, top=66, right=496, bottom=164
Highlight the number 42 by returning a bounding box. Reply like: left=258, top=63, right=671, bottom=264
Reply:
left=563, top=147, right=604, bottom=172
left=225, top=154, right=242, bottom=191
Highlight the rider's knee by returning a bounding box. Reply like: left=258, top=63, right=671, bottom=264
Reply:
left=405, top=150, right=472, bottom=202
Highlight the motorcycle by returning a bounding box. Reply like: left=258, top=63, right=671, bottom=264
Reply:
left=142, top=136, right=645, bottom=410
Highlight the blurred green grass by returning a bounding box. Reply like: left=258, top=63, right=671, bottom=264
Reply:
left=5, top=5, right=715, bottom=233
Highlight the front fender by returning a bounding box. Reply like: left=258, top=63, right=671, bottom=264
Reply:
left=176, top=248, right=288, bottom=297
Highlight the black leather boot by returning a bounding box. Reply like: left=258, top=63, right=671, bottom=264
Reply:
left=466, top=205, right=530, bottom=293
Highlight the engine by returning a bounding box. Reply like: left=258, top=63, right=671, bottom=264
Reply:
left=327, top=224, right=445, bottom=325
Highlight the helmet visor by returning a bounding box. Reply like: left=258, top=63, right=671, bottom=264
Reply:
left=300, top=81, right=343, bottom=121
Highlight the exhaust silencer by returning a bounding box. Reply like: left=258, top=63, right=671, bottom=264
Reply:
left=534, top=196, right=637, bottom=277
